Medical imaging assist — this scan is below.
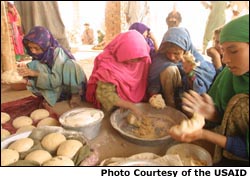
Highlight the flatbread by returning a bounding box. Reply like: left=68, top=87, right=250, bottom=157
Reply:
left=1, top=149, right=19, bottom=166
left=16, top=125, right=36, bottom=134
left=12, top=116, right=33, bottom=129
left=41, top=132, right=66, bottom=152
left=37, top=117, right=60, bottom=127
left=149, top=94, right=166, bottom=109
left=8, top=137, right=34, bottom=153
left=25, top=150, right=52, bottom=165
left=42, top=156, right=74, bottom=166
left=57, top=139, right=83, bottom=159
left=1, top=112, right=11, bottom=124
left=1, top=128, right=11, bottom=139
left=30, top=109, right=50, bottom=121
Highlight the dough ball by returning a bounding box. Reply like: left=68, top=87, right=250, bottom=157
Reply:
left=57, top=139, right=83, bottom=159
left=126, top=113, right=141, bottom=127
left=1, top=70, right=23, bottom=84
left=30, top=109, right=50, bottom=121
left=16, top=125, right=36, bottom=134
left=37, top=117, right=60, bottom=127
left=25, top=150, right=52, bottom=165
left=1, top=149, right=19, bottom=166
left=149, top=94, right=166, bottom=109
left=1, top=112, right=10, bottom=124
left=12, top=116, right=33, bottom=129
left=169, top=112, right=205, bottom=136
left=1, top=128, right=11, bottom=139
left=8, top=137, right=34, bottom=153
left=42, top=156, right=74, bottom=166
left=41, top=132, right=66, bottom=152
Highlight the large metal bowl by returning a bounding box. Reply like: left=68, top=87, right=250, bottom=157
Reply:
left=110, top=103, right=187, bottom=145
left=166, top=143, right=213, bottom=166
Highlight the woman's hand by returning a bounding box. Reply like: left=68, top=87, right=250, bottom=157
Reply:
left=17, top=64, right=39, bottom=77
left=168, top=128, right=203, bottom=143
left=182, top=90, right=218, bottom=122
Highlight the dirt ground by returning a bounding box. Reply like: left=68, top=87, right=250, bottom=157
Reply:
left=1, top=47, right=247, bottom=166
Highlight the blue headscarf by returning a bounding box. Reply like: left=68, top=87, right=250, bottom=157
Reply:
left=23, top=26, right=75, bottom=68
left=148, top=27, right=216, bottom=94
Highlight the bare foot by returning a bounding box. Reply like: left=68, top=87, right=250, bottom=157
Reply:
left=69, top=94, right=82, bottom=108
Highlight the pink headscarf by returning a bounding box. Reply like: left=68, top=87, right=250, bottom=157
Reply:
left=86, top=30, right=151, bottom=108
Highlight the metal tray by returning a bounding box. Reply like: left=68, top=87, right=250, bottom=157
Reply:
left=110, top=103, right=187, bottom=145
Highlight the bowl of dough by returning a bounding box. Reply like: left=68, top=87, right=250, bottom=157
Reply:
left=59, top=108, right=104, bottom=140
left=110, top=103, right=188, bottom=145
left=166, top=143, right=213, bottom=166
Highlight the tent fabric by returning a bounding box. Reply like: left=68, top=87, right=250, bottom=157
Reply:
left=14, top=1, right=70, bottom=50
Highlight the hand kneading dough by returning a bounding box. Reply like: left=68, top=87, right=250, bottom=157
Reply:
left=12, top=116, right=33, bottom=129
left=169, top=112, right=205, bottom=136
left=16, top=125, right=36, bottom=133
left=1, top=149, right=19, bottom=166
left=126, top=113, right=141, bottom=127
left=25, top=150, right=52, bottom=165
left=1, top=70, right=23, bottom=84
left=1, top=112, right=11, bottom=124
left=57, top=139, right=83, bottom=159
left=30, top=109, right=50, bottom=121
left=8, top=137, right=34, bottom=153
left=37, top=117, right=60, bottom=127
left=42, top=156, right=74, bottom=166
left=41, top=132, right=66, bottom=152
left=149, top=94, right=166, bottom=109
left=1, top=128, right=11, bottom=139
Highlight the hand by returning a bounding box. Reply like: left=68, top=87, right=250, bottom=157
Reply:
left=17, top=65, right=39, bottom=77
left=168, top=128, right=203, bottom=143
left=182, top=90, right=216, bottom=121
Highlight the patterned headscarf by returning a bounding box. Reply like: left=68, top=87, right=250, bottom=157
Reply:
left=220, top=14, right=249, bottom=43
left=23, top=26, right=75, bottom=68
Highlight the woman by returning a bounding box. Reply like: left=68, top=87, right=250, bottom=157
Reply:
left=17, top=26, right=87, bottom=108
left=147, top=27, right=216, bottom=109
left=129, top=22, right=158, bottom=58
left=86, top=30, right=151, bottom=117
left=206, top=26, right=225, bottom=75
left=169, top=15, right=249, bottom=164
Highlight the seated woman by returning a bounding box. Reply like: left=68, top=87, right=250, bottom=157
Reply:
left=86, top=30, right=151, bottom=118
left=129, top=22, right=158, bottom=59
left=147, top=27, right=216, bottom=109
left=17, top=26, right=87, bottom=108
left=169, top=15, right=249, bottom=164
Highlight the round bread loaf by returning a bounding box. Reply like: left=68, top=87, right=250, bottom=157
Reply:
left=8, top=137, right=34, bottom=153
left=1, top=149, right=19, bottom=166
left=25, top=149, right=52, bottom=165
left=1, top=128, right=11, bottom=139
left=12, top=116, right=33, bottom=129
left=42, top=156, right=74, bottom=166
left=30, top=109, right=50, bottom=121
left=41, top=132, right=66, bottom=152
left=37, top=117, right=60, bottom=127
left=1, top=112, right=11, bottom=124
left=16, top=125, right=36, bottom=133
left=57, top=139, right=83, bottom=159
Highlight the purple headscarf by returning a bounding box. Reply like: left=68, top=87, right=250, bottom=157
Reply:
left=23, top=26, right=75, bottom=68
left=129, top=22, right=155, bottom=58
